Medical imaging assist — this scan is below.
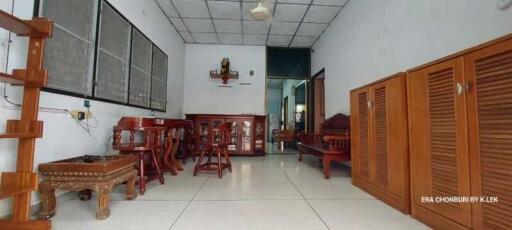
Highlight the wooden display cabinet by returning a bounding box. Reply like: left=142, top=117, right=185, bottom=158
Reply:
left=186, top=114, right=266, bottom=156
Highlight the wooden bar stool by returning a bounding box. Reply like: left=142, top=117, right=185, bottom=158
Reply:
left=113, top=117, right=165, bottom=195
left=193, top=122, right=233, bottom=178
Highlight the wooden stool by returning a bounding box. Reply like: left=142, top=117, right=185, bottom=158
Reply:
left=113, top=117, right=165, bottom=195
left=193, top=122, right=233, bottom=178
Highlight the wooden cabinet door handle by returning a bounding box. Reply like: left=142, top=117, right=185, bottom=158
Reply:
left=456, top=82, right=464, bottom=95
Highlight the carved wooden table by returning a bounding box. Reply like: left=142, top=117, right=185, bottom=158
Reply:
left=153, top=118, right=194, bottom=175
left=37, top=155, right=138, bottom=220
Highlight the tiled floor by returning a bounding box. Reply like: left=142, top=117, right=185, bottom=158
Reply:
left=50, top=153, right=429, bottom=230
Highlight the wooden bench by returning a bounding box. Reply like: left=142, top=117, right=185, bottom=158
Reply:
left=297, top=113, right=351, bottom=179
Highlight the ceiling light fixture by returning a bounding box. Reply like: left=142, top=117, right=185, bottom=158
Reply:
left=250, top=1, right=270, bottom=21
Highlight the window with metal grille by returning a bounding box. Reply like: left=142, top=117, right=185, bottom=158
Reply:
left=41, top=0, right=98, bottom=95
left=150, top=46, right=167, bottom=111
left=129, top=28, right=152, bottom=107
left=37, top=0, right=168, bottom=112
left=94, top=2, right=131, bottom=103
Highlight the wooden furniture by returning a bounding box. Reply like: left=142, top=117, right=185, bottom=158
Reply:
left=194, top=122, right=233, bottom=178
left=152, top=118, right=194, bottom=175
left=350, top=73, right=410, bottom=214
left=0, top=10, right=53, bottom=230
left=407, top=34, right=512, bottom=229
left=186, top=114, right=266, bottom=156
left=113, top=117, right=165, bottom=195
left=271, top=129, right=296, bottom=149
left=297, top=113, right=351, bottom=179
left=37, top=155, right=137, bottom=220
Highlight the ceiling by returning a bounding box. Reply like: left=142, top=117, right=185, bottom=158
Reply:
left=155, top=0, right=348, bottom=47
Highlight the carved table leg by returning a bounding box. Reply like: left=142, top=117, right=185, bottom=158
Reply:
left=139, top=152, right=146, bottom=195
left=165, top=136, right=179, bottom=176
left=176, top=161, right=184, bottom=171
left=37, top=183, right=56, bottom=219
left=322, top=156, right=331, bottom=179
left=79, top=189, right=92, bottom=200
left=95, top=185, right=112, bottom=220
left=125, top=171, right=137, bottom=200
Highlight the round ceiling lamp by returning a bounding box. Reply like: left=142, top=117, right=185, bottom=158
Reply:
left=250, top=1, right=270, bottom=21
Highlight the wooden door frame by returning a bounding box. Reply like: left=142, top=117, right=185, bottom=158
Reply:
left=283, top=96, right=289, bottom=130
left=309, top=68, right=325, bottom=134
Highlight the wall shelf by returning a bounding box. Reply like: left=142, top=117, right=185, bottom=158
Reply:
left=0, top=172, right=38, bottom=200
left=0, top=9, right=53, bottom=229
left=0, top=69, right=48, bottom=87
left=0, top=11, right=52, bottom=37
left=0, top=220, right=51, bottom=230
left=0, top=120, right=43, bottom=139
left=0, top=72, right=24, bottom=85
left=0, top=132, right=41, bottom=139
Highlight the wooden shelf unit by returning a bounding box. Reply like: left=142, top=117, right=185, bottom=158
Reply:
left=0, top=69, right=48, bottom=86
left=0, top=120, right=44, bottom=139
left=0, top=172, right=39, bottom=199
left=0, top=9, right=53, bottom=230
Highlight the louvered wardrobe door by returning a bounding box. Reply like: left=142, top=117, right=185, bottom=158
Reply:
left=408, top=57, right=471, bottom=227
left=466, top=38, right=512, bottom=230
left=372, top=85, right=389, bottom=186
left=371, top=75, right=409, bottom=204
left=350, top=88, right=371, bottom=181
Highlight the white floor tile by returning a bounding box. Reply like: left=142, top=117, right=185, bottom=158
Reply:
left=282, top=158, right=372, bottom=200
left=51, top=199, right=187, bottom=230
left=309, top=199, right=429, bottom=230
left=171, top=200, right=328, bottom=230
left=48, top=153, right=429, bottom=230
left=194, top=166, right=302, bottom=200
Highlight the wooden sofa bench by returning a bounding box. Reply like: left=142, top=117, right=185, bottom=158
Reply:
left=297, top=113, right=351, bottom=179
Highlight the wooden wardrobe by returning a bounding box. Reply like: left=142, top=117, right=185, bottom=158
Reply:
left=350, top=73, right=410, bottom=213
left=407, top=35, right=512, bottom=229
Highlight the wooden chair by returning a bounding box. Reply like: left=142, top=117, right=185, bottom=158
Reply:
left=297, top=113, right=351, bottom=179
left=112, top=117, right=165, bottom=195
left=193, top=122, right=233, bottom=178
left=272, top=129, right=296, bottom=150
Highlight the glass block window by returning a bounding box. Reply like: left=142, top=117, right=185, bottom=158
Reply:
left=41, top=0, right=97, bottom=95
left=94, top=2, right=131, bottom=103
left=129, top=29, right=152, bottom=107
left=150, top=46, right=168, bottom=111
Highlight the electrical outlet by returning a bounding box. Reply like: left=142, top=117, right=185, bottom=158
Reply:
left=69, top=109, right=93, bottom=120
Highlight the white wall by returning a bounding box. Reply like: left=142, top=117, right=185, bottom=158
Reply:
left=0, top=0, right=185, bottom=216
left=183, top=44, right=266, bottom=115
left=312, top=0, right=512, bottom=116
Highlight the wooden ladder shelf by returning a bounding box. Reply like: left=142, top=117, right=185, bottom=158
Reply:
left=0, top=9, right=53, bottom=230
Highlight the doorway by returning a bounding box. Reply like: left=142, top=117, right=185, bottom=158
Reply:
left=266, top=79, right=306, bottom=149
left=312, top=70, right=325, bottom=134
